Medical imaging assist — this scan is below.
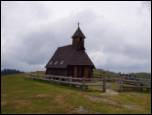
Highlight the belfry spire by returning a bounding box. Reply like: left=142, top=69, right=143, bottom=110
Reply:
left=72, top=23, right=85, bottom=39
left=72, top=23, right=85, bottom=50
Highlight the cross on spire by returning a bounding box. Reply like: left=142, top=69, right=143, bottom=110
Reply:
left=78, top=22, right=80, bottom=27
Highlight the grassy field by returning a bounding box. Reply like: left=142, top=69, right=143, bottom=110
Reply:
left=1, top=73, right=151, bottom=114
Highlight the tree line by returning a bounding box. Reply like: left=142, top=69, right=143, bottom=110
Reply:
left=1, top=68, right=23, bottom=76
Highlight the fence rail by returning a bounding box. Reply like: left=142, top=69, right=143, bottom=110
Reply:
left=28, top=74, right=106, bottom=92
left=118, top=78, right=151, bottom=92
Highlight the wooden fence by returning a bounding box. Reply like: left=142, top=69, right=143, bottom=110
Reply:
left=28, top=74, right=106, bottom=92
left=118, top=77, right=151, bottom=92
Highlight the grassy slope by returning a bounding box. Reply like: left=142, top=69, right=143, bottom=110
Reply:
left=1, top=74, right=151, bottom=114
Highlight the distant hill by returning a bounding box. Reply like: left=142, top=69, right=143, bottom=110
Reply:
left=2, top=68, right=150, bottom=79
left=129, top=72, right=151, bottom=79
left=1, top=68, right=23, bottom=76
left=94, top=69, right=151, bottom=79
left=94, top=69, right=120, bottom=78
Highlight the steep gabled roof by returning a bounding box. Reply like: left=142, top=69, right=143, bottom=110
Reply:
left=72, top=27, right=85, bottom=39
left=46, top=45, right=95, bottom=68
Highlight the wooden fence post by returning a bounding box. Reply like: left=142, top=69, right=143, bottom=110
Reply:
left=82, top=77, right=86, bottom=90
left=103, top=77, right=106, bottom=92
left=82, top=77, right=84, bottom=90
left=37, top=71, right=38, bottom=78
left=69, top=77, right=72, bottom=86
left=119, top=77, right=123, bottom=92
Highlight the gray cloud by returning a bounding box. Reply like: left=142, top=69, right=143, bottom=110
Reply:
left=1, top=1, right=151, bottom=73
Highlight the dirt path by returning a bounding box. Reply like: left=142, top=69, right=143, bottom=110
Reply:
left=103, top=82, right=119, bottom=95
left=103, top=89, right=119, bottom=96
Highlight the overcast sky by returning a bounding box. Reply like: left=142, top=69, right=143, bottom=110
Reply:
left=1, top=1, right=151, bottom=73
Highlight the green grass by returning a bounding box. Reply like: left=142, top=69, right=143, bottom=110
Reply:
left=1, top=73, right=151, bottom=114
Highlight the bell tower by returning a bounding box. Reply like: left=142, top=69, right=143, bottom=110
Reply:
left=72, top=23, right=85, bottom=50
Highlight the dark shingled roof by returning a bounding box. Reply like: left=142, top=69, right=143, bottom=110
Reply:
left=72, top=27, right=85, bottom=38
left=46, top=45, right=95, bottom=68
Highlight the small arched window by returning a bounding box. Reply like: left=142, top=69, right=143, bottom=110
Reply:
left=49, top=61, right=53, bottom=65
left=54, top=61, right=58, bottom=65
